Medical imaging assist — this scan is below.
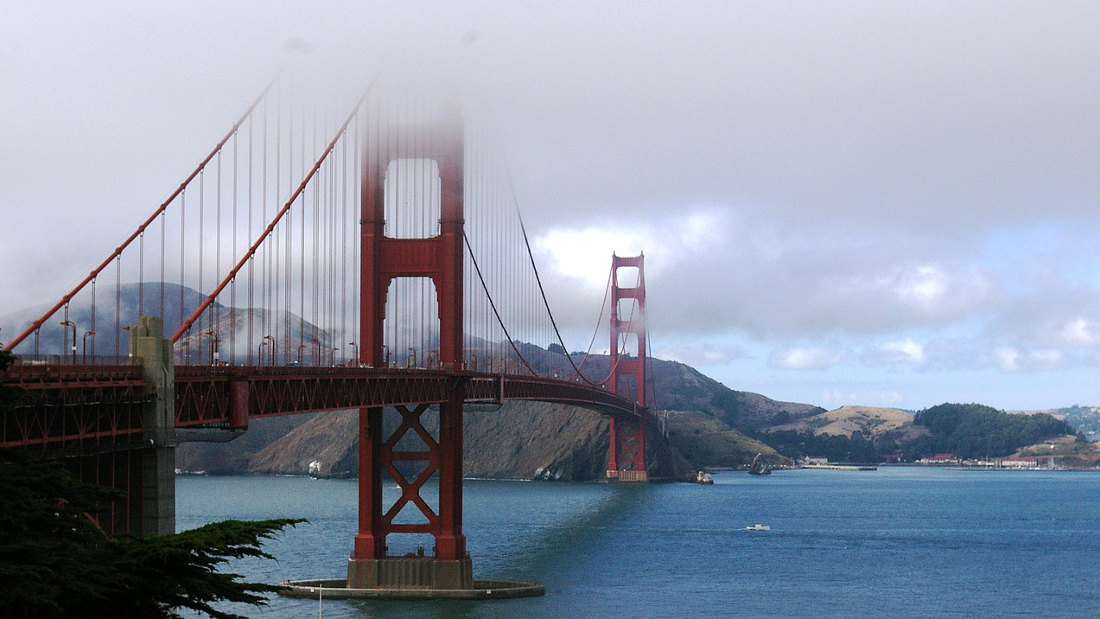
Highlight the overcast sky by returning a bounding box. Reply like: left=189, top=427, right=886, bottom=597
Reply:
left=3, top=2, right=1100, bottom=411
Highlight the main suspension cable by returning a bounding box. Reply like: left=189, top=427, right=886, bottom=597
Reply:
left=4, top=72, right=281, bottom=353
left=498, top=170, right=609, bottom=386
left=462, top=231, right=537, bottom=376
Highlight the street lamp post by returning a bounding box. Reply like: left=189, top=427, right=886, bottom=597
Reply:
left=263, top=335, right=276, bottom=365
left=258, top=341, right=268, bottom=365
left=205, top=331, right=220, bottom=366
left=59, top=321, right=77, bottom=364
left=347, top=342, right=359, bottom=367
left=83, top=331, right=95, bottom=364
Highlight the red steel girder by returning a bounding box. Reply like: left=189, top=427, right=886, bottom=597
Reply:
left=3, top=364, right=644, bottom=447
left=1, top=363, right=148, bottom=449
left=381, top=404, right=441, bottom=535
left=173, top=366, right=642, bottom=426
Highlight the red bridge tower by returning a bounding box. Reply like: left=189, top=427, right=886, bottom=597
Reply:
left=349, top=109, right=471, bottom=589
left=606, top=253, right=649, bottom=482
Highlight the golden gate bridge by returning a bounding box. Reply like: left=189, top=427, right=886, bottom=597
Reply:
left=1, top=72, right=650, bottom=595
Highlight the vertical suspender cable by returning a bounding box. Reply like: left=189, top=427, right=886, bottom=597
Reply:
left=160, top=206, right=165, bottom=325
left=215, top=150, right=222, bottom=360
left=247, top=109, right=254, bottom=364
left=90, top=278, right=97, bottom=358
left=115, top=256, right=121, bottom=357
left=262, top=94, right=270, bottom=363
left=230, top=133, right=238, bottom=363
left=277, top=84, right=286, bottom=360
left=339, top=117, right=348, bottom=364
left=180, top=189, right=186, bottom=360
left=198, top=169, right=205, bottom=360
left=298, top=101, right=307, bottom=359
left=172, top=81, right=373, bottom=344
left=138, top=231, right=145, bottom=318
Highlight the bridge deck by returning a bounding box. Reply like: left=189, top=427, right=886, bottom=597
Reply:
left=2, top=364, right=641, bottom=449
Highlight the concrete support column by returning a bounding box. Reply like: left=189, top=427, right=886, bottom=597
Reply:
left=129, top=316, right=176, bottom=535
left=606, top=417, right=620, bottom=479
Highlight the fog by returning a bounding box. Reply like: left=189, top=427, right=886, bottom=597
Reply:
left=3, top=2, right=1100, bottom=409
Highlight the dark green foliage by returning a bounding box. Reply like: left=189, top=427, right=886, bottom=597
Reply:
left=760, top=402, right=1074, bottom=463
left=0, top=450, right=304, bottom=619
left=90, top=518, right=304, bottom=618
left=0, top=451, right=123, bottom=616
left=708, top=388, right=741, bottom=418
left=0, top=450, right=303, bottom=619
left=0, top=351, right=22, bottom=405
left=764, top=429, right=885, bottom=463
left=909, top=403, right=1074, bottom=460
left=0, top=352, right=304, bottom=619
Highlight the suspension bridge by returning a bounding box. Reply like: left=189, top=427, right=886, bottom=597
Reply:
left=0, top=73, right=651, bottom=593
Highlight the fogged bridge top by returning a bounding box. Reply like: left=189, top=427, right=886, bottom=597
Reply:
left=2, top=72, right=650, bottom=419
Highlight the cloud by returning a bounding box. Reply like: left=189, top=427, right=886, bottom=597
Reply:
left=990, top=346, right=1064, bottom=373
left=657, top=339, right=746, bottom=368
left=532, top=208, right=728, bottom=284
left=648, top=211, right=998, bottom=339
left=864, top=338, right=926, bottom=366
left=894, top=265, right=949, bottom=307
left=1060, top=317, right=1100, bottom=347
left=769, top=346, right=846, bottom=371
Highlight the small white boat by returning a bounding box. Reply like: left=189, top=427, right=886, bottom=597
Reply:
left=745, top=524, right=770, bottom=531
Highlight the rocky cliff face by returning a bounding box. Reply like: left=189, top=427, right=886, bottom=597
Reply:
left=175, top=414, right=312, bottom=474
left=229, top=400, right=691, bottom=481
left=248, top=411, right=360, bottom=477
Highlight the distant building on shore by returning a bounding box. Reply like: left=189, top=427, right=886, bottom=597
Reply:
left=918, top=453, right=959, bottom=465
left=999, top=457, right=1040, bottom=469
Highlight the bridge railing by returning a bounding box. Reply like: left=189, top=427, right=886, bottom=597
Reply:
left=11, top=355, right=135, bottom=368
left=5, top=359, right=142, bottom=383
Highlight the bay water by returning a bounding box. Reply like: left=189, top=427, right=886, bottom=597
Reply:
left=177, top=467, right=1100, bottom=617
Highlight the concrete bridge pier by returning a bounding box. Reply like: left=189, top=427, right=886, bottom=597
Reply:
left=129, top=316, right=176, bottom=535
left=346, top=394, right=472, bottom=591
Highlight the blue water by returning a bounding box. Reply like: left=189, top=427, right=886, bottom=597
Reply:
left=177, top=468, right=1100, bottom=617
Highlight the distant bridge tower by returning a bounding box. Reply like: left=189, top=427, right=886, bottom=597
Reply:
left=349, top=107, right=471, bottom=589
left=606, top=253, right=649, bottom=482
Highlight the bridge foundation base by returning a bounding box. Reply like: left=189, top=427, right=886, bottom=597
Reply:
left=606, top=469, right=649, bottom=482
left=279, top=577, right=544, bottom=600
left=347, top=556, right=473, bottom=590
